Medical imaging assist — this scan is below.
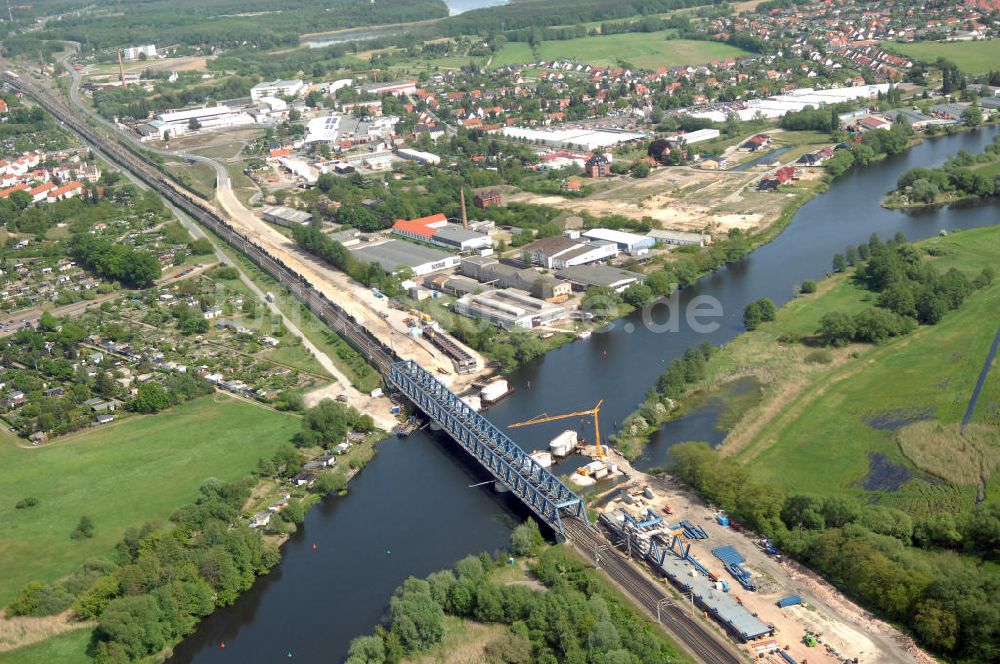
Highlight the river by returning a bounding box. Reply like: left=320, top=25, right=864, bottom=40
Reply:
left=171, top=126, right=1000, bottom=663
left=305, top=0, right=509, bottom=48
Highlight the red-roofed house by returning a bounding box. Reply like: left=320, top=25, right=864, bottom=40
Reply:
left=47, top=181, right=84, bottom=202
left=0, top=183, right=29, bottom=199
left=29, top=182, right=56, bottom=203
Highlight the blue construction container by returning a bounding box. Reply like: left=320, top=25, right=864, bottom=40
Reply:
left=390, top=406, right=402, bottom=414
left=716, top=514, right=729, bottom=527
left=776, top=594, right=803, bottom=608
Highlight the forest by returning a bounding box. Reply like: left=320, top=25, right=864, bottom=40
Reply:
left=37, top=0, right=448, bottom=52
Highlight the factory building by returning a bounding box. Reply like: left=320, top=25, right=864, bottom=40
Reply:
left=262, top=206, right=312, bottom=227
left=357, top=81, right=418, bottom=96
left=350, top=240, right=459, bottom=276
left=423, top=275, right=483, bottom=297
left=453, top=288, right=567, bottom=330
left=152, top=105, right=255, bottom=135
left=392, top=214, right=491, bottom=252
left=647, top=229, right=711, bottom=247
left=520, top=235, right=619, bottom=270
left=583, top=228, right=655, bottom=256
left=459, top=256, right=571, bottom=300
left=556, top=265, right=644, bottom=293
left=397, top=148, right=441, bottom=165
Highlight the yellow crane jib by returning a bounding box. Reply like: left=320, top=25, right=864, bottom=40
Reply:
left=508, top=400, right=605, bottom=459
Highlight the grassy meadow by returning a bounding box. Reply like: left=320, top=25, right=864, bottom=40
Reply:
left=687, top=224, right=1000, bottom=516
left=491, top=35, right=750, bottom=69
left=886, top=38, right=1000, bottom=74
left=0, top=395, right=300, bottom=607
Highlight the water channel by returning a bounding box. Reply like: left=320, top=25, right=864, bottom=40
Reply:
left=171, top=126, right=1000, bottom=663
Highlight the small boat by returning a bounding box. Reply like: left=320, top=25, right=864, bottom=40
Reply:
left=539, top=331, right=555, bottom=339
left=577, top=330, right=592, bottom=340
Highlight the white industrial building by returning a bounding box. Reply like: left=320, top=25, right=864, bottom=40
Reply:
left=122, top=44, right=157, bottom=61
left=304, top=114, right=341, bottom=143
left=277, top=157, right=318, bottom=184
left=153, top=105, right=255, bottom=134
left=397, top=148, right=441, bottom=165
left=669, top=128, right=720, bottom=145
left=250, top=79, right=305, bottom=101
left=582, top=228, right=655, bottom=256
left=648, top=229, right=711, bottom=246
left=501, top=127, right=645, bottom=151
left=453, top=288, right=567, bottom=330
left=521, top=235, right=619, bottom=270
left=687, top=85, right=891, bottom=123
left=262, top=206, right=312, bottom=227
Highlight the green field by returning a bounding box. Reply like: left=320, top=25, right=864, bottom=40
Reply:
left=886, top=38, right=1000, bottom=74
left=704, top=225, right=1000, bottom=514
left=0, top=395, right=300, bottom=606
left=0, top=629, right=91, bottom=664
left=491, top=35, right=750, bottom=69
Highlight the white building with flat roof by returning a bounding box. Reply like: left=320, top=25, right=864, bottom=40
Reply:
left=122, top=44, right=157, bottom=61
left=501, top=127, right=645, bottom=151
left=154, top=105, right=255, bottom=133
left=583, top=228, right=655, bottom=255
left=251, top=79, right=305, bottom=101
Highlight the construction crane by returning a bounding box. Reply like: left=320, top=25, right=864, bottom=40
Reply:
left=509, top=400, right=605, bottom=459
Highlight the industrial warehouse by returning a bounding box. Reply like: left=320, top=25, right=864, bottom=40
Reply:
left=452, top=288, right=567, bottom=330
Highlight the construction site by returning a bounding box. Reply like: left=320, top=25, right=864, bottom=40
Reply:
left=587, top=451, right=932, bottom=664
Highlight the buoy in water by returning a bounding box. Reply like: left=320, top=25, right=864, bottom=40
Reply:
left=386, top=549, right=391, bottom=555
left=312, top=543, right=317, bottom=550
left=220, top=642, right=225, bottom=649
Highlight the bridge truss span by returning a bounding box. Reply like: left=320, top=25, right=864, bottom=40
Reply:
left=388, top=360, right=586, bottom=537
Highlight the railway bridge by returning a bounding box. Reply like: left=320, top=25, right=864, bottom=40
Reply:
left=388, top=360, right=586, bottom=538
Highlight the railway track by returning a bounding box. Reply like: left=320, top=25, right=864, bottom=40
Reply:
left=0, top=70, right=397, bottom=375
left=564, top=517, right=744, bottom=664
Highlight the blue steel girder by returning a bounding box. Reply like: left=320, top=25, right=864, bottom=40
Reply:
left=387, top=360, right=586, bottom=536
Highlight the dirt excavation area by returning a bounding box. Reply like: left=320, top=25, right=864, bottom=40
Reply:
left=596, top=451, right=935, bottom=664
left=508, top=157, right=825, bottom=235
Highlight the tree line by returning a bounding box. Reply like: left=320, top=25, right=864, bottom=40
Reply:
left=345, top=523, right=685, bottom=664
left=290, top=223, right=404, bottom=298
left=39, top=0, right=447, bottom=52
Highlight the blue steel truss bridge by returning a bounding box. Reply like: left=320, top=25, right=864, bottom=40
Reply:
left=388, top=360, right=587, bottom=538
